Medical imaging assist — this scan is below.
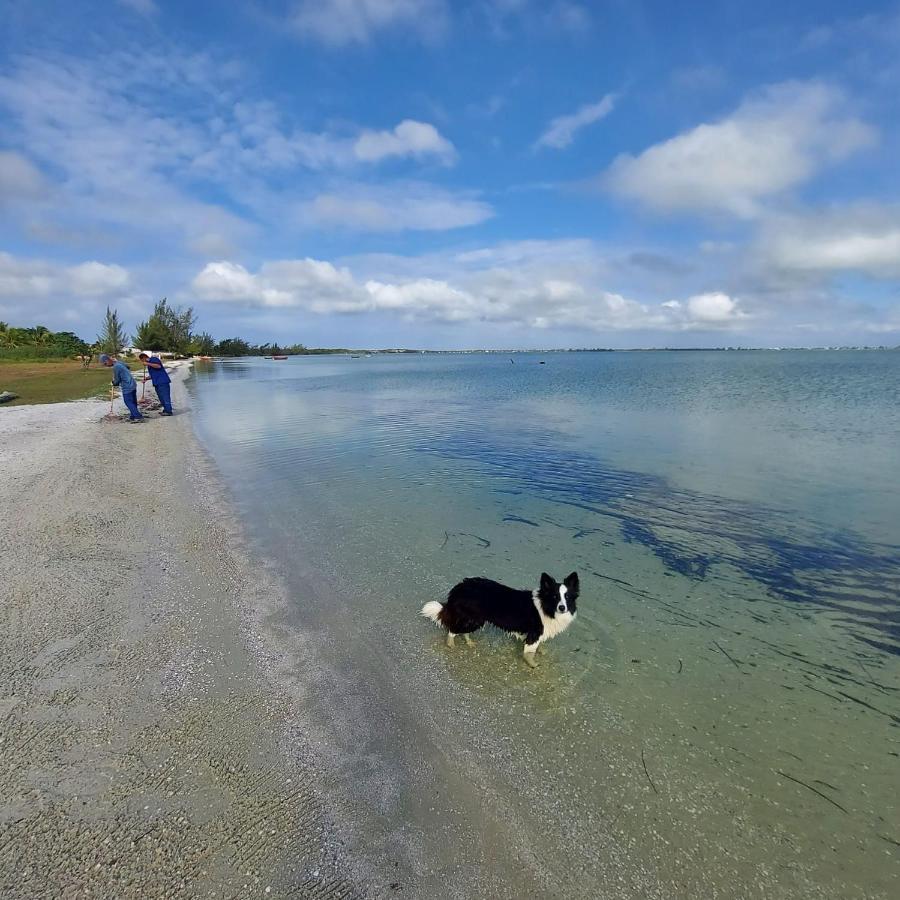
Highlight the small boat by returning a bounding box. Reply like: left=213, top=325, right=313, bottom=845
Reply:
left=273, top=355, right=288, bottom=360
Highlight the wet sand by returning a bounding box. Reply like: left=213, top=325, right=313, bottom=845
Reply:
left=0, top=369, right=359, bottom=898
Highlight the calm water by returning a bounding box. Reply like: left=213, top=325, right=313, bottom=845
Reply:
left=189, top=351, right=900, bottom=899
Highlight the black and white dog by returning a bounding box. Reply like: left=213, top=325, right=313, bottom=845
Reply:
left=422, top=572, right=579, bottom=666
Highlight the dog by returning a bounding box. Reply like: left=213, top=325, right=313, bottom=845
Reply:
left=421, top=571, right=579, bottom=667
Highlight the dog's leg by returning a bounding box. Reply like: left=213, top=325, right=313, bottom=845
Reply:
left=463, top=634, right=476, bottom=646
left=446, top=632, right=456, bottom=648
left=523, top=640, right=540, bottom=667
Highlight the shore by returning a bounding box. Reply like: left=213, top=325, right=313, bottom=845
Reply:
left=0, top=367, right=360, bottom=898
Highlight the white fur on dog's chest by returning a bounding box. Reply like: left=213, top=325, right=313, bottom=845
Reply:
left=531, top=592, right=575, bottom=644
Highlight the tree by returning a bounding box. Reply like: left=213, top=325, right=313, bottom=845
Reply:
left=133, top=298, right=197, bottom=354
left=190, top=332, right=216, bottom=355
left=97, top=307, right=127, bottom=355
left=216, top=337, right=251, bottom=356
left=133, top=316, right=170, bottom=352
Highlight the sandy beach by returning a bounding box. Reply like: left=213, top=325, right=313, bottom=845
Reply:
left=0, top=368, right=360, bottom=898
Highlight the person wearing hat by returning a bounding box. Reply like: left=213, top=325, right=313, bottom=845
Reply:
left=99, top=353, right=144, bottom=422
left=138, top=351, right=173, bottom=416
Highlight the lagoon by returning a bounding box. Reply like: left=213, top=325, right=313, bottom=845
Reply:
left=189, top=350, right=899, bottom=898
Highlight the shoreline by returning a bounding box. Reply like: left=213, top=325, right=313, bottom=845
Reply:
left=0, top=366, right=362, bottom=897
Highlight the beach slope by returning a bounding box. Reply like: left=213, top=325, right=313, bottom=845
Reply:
left=0, top=375, right=358, bottom=898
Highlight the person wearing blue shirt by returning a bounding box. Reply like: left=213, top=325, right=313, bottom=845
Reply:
left=99, top=353, right=144, bottom=422
left=138, top=352, right=173, bottom=415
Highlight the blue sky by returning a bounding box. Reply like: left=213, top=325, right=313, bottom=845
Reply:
left=1, top=0, right=899, bottom=348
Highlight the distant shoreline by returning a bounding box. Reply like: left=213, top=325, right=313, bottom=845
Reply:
left=213, top=345, right=900, bottom=356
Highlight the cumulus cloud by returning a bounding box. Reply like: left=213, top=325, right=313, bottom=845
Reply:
left=605, top=82, right=875, bottom=218
left=665, top=292, right=748, bottom=326
left=534, top=94, right=616, bottom=150
left=353, top=120, right=456, bottom=164
left=760, top=207, right=900, bottom=278
left=0, top=252, right=130, bottom=300
left=190, top=245, right=748, bottom=332
left=287, top=0, right=448, bottom=45
left=296, top=183, right=493, bottom=231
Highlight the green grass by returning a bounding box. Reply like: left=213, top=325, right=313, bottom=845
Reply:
left=0, top=359, right=146, bottom=406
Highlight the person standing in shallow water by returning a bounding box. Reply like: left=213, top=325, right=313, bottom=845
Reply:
left=139, top=352, right=173, bottom=416
left=99, top=353, right=144, bottom=423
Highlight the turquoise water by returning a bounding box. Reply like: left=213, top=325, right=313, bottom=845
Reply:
left=189, top=351, right=900, bottom=898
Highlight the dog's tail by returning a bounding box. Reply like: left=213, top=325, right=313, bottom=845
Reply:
left=421, top=600, right=445, bottom=627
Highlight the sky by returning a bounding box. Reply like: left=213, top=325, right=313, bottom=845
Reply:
left=1, top=0, right=899, bottom=349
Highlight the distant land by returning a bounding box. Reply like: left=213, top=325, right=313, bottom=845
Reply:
left=329, top=346, right=900, bottom=355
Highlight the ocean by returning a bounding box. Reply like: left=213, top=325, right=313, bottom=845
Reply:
left=188, top=350, right=899, bottom=898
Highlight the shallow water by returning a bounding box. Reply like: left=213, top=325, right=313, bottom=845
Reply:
left=189, top=351, right=900, bottom=898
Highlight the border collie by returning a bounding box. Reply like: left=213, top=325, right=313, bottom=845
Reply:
left=421, top=572, right=579, bottom=667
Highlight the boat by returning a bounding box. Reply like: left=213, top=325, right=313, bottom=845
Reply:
left=273, top=355, right=288, bottom=360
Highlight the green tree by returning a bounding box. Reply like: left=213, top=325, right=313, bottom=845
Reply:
left=190, top=332, right=216, bottom=355
left=97, top=307, right=127, bottom=355
left=133, top=316, right=170, bottom=351
left=133, top=298, right=197, bottom=354
left=216, top=337, right=251, bottom=356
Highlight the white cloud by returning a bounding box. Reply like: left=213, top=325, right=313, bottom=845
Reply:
left=605, top=82, right=875, bottom=218
left=0, top=252, right=130, bottom=300
left=0, top=151, right=48, bottom=203
left=353, top=120, right=456, bottom=164
left=0, top=51, right=477, bottom=259
left=685, top=292, right=747, bottom=324
left=0, top=53, right=256, bottom=254
left=287, top=0, right=448, bottom=45
left=760, top=207, right=900, bottom=278
left=534, top=94, right=616, bottom=150
left=296, top=183, right=493, bottom=232
left=189, top=244, right=748, bottom=332
left=68, top=261, right=132, bottom=296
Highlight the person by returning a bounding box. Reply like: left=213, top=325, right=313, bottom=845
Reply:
left=138, top=351, right=173, bottom=416
left=99, top=353, right=144, bottom=422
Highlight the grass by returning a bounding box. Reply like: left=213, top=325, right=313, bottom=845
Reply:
left=0, top=359, right=146, bottom=406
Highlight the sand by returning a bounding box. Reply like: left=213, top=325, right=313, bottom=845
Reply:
left=0, top=368, right=360, bottom=898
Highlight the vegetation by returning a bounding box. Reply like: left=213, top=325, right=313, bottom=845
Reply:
left=0, top=322, right=93, bottom=361
left=134, top=299, right=197, bottom=355
left=1, top=299, right=352, bottom=405
left=0, top=358, right=144, bottom=406
left=97, top=307, right=128, bottom=356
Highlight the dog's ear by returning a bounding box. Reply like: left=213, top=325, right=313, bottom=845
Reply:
left=540, top=572, right=555, bottom=592
left=564, top=571, right=580, bottom=597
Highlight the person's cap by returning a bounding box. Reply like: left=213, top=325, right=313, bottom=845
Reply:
left=98, top=353, right=111, bottom=364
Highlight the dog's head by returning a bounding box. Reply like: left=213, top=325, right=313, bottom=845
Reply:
left=538, top=571, right=580, bottom=618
